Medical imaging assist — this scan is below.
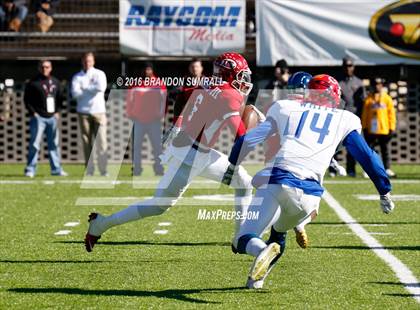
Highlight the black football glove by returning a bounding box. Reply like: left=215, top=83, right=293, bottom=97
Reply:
left=221, top=164, right=236, bottom=186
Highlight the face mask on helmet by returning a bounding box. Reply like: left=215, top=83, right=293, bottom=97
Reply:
left=231, top=69, right=253, bottom=96
left=213, top=53, right=253, bottom=96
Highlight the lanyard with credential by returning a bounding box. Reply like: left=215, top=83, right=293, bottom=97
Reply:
left=42, top=79, right=57, bottom=113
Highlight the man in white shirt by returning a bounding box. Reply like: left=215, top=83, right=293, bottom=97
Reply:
left=71, top=52, right=108, bottom=176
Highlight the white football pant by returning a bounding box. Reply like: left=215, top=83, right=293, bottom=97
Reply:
left=98, top=146, right=253, bottom=235
left=233, top=184, right=321, bottom=248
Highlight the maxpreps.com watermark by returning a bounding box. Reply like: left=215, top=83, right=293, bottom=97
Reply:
left=116, top=76, right=223, bottom=88
left=197, top=209, right=259, bottom=221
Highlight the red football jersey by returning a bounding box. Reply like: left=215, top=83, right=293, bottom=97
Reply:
left=181, top=82, right=246, bottom=148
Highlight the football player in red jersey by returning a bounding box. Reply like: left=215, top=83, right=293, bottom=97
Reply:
left=84, top=53, right=254, bottom=252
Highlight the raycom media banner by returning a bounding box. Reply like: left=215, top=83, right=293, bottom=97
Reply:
left=120, top=0, right=246, bottom=56
left=256, top=0, right=420, bottom=66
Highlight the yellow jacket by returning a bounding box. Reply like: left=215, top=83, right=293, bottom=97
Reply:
left=362, top=91, right=396, bottom=135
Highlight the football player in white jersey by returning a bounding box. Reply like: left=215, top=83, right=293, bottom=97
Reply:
left=222, top=74, right=395, bottom=289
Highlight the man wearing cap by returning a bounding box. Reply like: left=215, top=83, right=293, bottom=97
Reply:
left=338, top=57, right=366, bottom=176
left=265, top=59, right=290, bottom=101
left=362, top=77, right=396, bottom=178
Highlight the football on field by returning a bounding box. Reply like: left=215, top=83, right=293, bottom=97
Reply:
left=241, top=105, right=265, bottom=131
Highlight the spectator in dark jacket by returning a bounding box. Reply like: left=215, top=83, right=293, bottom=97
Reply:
left=339, top=57, right=366, bottom=176
left=35, top=0, right=59, bottom=32
left=24, top=60, right=67, bottom=177
left=265, top=59, right=290, bottom=101
left=0, top=0, right=28, bottom=31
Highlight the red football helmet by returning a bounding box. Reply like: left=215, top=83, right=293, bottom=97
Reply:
left=213, top=52, right=253, bottom=96
left=308, top=74, right=341, bottom=107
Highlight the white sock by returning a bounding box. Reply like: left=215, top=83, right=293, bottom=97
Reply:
left=102, top=205, right=141, bottom=231
left=99, top=198, right=169, bottom=233
left=234, top=188, right=253, bottom=235
left=246, top=237, right=267, bottom=257
left=295, top=216, right=312, bottom=232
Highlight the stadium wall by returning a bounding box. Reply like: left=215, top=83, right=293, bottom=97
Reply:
left=1, top=65, right=419, bottom=164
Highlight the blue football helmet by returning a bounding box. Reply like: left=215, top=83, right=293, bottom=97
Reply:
left=287, top=71, right=312, bottom=89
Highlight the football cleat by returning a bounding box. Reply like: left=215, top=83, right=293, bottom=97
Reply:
left=246, top=264, right=275, bottom=289
left=295, top=228, right=309, bottom=249
left=249, top=243, right=281, bottom=281
left=84, top=213, right=102, bottom=252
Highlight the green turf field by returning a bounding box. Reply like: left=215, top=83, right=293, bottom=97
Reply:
left=1, top=163, right=419, bottom=309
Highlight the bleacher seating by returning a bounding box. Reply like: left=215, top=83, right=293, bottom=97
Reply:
left=0, top=0, right=119, bottom=59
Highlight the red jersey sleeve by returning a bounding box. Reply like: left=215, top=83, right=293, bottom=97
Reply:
left=226, top=114, right=247, bottom=140
left=219, top=89, right=246, bottom=139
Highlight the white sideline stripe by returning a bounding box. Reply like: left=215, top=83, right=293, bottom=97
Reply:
left=193, top=194, right=234, bottom=201
left=356, top=194, right=420, bottom=201
left=64, top=222, right=80, bottom=227
left=54, top=230, right=71, bottom=236
left=0, top=179, right=219, bottom=185
left=0, top=180, right=35, bottom=184
left=323, top=190, right=420, bottom=303
left=74, top=196, right=235, bottom=206
left=324, top=180, right=420, bottom=184
left=153, top=230, right=168, bottom=235
left=1, top=179, right=418, bottom=185
left=323, top=224, right=387, bottom=227
left=158, top=222, right=172, bottom=227
left=75, top=197, right=152, bottom=206
left=328, top=232, right=394, bottom=236
left=368, top=232, right=395, bottom=236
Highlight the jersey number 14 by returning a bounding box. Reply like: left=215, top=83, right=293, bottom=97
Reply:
left=286, top=111, right=333, bottom=144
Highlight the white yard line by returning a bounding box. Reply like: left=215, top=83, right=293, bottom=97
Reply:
left=320, top=223, right=388, bottom=227
left=328, top=232, right=394, bottom=236
left=368, top=232, right=395, bottom=236
left=1, top=179, right=419, bottom=185
left=193, top=194, right=234, bottom=201
left=153, top=230, right=168, bottom=235
left=0, top=179, right=219, bottom=185
left=356, top=194, right=420, bottom=201
left=158, top=222, right=172, bottom=227
left=75, top=197, right=151, bottom=206
left=323, top=190, right=420, bottom=303
left=74, top=196, right=234, bottom=206
left=54, top=230, right=71, bottom=236
left=324, top=180, right=420, bottom=184
left=64, top=221, right=80, bottom=227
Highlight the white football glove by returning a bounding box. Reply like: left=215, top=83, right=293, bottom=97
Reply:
left=221, top=164, right=236, bottom=186
left=162, top=125, right=180, bottom=147
left=379, top=192, right=395, bottom=214
left=330, top=159, right=347, bottom=176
